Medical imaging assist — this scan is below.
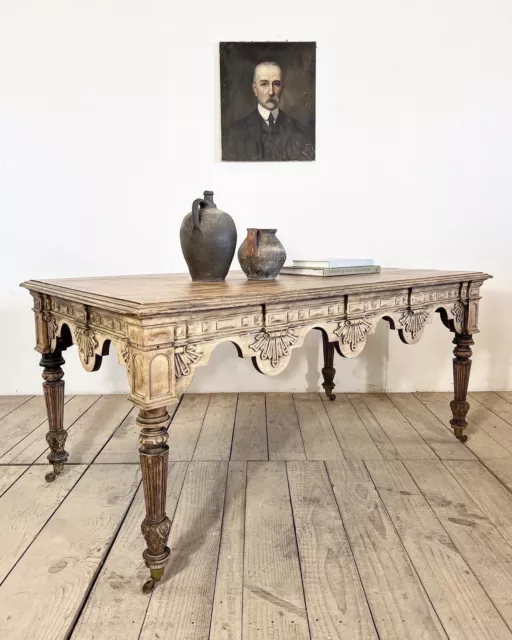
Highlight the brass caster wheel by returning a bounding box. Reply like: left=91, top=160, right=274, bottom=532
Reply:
left=141, top=566, right=164, bottom=594
left=329, top=394, right=336, bottom=401
left=453, top=427, right=467, bottom=444
left=142, top=578, right=157, bottom=594
left=45, top=461, right=64, bottom=482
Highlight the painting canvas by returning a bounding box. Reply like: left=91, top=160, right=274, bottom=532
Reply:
left=220, top=42, right=316, bottom=162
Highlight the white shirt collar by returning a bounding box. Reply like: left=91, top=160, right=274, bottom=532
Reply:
left=258, top=103, right=279, bottom=124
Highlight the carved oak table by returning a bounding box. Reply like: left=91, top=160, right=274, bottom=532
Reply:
left=21, top=267, right=490, bottom=592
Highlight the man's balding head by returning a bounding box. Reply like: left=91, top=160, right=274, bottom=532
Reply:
left=253, top=61, right=283, bottom=83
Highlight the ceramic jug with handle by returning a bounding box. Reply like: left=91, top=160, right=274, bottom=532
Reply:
left=238, top=228, right=286, bottom=281
left=180, top=191, right=237, bottom=281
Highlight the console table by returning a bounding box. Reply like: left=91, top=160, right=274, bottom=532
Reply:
left=21, top=267, right=490, bottom=593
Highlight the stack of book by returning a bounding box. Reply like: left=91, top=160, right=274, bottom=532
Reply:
left=280, top=258, right=380, bottom=277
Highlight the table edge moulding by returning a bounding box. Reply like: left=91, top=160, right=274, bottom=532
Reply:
left=20, top=267, right=492, bottom=593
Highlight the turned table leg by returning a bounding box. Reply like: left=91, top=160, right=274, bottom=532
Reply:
left=321, top=333, right=336, bottom=401
left=40, top=350, right=68, bottom=482
left=450, top=332, right=474, bottom=443
left=137, top=406, right=171, bottom=594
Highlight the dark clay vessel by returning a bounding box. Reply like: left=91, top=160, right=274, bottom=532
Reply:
left=238, top=228, right=286, bottom=281
left=180, top=191, right=237, bottom=281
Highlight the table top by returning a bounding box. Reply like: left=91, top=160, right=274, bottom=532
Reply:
left=21, top=268, right=491, bottom=316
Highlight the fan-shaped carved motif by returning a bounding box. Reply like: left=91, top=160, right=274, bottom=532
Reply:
left=175, top=345, right=202, bottom=378
left=74, top=327, right=98, bottom=364
left=334, top=318, right=372, bottom=351
left=400, top=308, right=430, bottom=338
left=250, top=328, right=298, bottom=368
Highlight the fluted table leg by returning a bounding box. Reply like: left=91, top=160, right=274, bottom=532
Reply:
left=450, top=332, right=474, bottom=443
left=137, top=406, right=171, bottom=594
left=321, top=333, right=336, bottom=401
left=40, top=350, right=68, bottom=482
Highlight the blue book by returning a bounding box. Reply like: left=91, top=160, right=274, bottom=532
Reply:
left=292, top=258, right=374, bottom=269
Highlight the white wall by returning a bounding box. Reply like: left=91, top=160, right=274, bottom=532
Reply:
left=1, top=0, right=511, bottom=396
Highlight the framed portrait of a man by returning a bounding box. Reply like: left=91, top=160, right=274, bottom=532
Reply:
left=220, top=41, right=316, bottom=162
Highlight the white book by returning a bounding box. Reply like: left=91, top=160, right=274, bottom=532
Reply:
left=292, top=258, right=375, bottom=269
left=281, top=265, right=381, bottom=277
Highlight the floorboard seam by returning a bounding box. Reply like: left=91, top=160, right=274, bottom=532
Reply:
left=469, top=394, right=512, bottom=429
left=292, top=394, right=308, bottom=461
left=323, top=461, right=382, bottom=640
left=385, top=393, right=447, bottom=459
left=284, top=461, right=313, bottom=640
left=347, top=394, right=397, bottom=458
left=0, top=395, right=35, bottom=421
left=190, top=394, right=213, bottom=461
left=264, top=394, right=269, bottom=462
left=240, top=461, right=247, bottom=640
left=88, top=402, right=136, bottom=465
left=0, top=466, right=31, bottom=498
left=479, top=458, right=512, bottom=495
left=207, top=461, right=232, bottom=639
left=361, top=460, right=450, bottom=639
left=227, top=394, right=240, bottom=463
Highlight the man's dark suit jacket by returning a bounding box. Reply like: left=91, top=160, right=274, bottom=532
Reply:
left=223, top=109, right=315, bottom=162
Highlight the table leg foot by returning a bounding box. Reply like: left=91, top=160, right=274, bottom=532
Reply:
left=41, top=351, right=68, bottom=481
left=322, top=384, right=336, bottom=401
left=45, top=461, right=65, bottom=482
left=142, top=578, right=156, bottom=594
left=450, top=333, right=473, bottom=443
left=142, top=567, right=165, bottom=594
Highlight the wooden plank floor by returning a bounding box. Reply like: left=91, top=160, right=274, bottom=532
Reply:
left=1, top=392, right=512, bottom=639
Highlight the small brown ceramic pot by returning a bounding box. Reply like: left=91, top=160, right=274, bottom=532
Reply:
left=238, top=228, right=286, bottom=281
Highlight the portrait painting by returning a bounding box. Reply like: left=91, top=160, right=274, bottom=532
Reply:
left=220, top=41, right=316, bottom=162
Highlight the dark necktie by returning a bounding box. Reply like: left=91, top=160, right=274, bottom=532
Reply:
left=268, top=112, right=274, bottom=131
